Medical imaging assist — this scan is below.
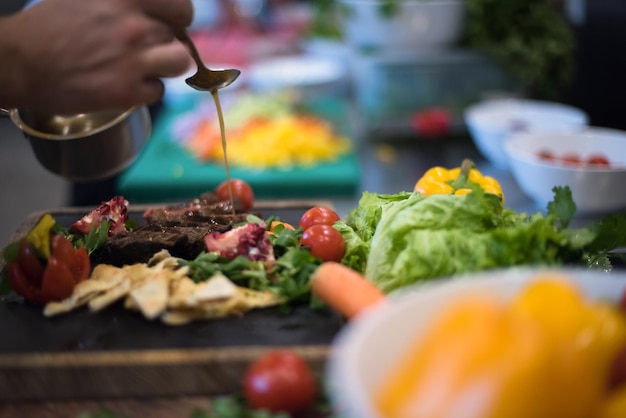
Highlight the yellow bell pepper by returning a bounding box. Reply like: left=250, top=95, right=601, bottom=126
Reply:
left=414, top=159, right=504, bottom=201
left=375, top=275, right=626, bottom=418
left=25, top=213, right=56, bottom=259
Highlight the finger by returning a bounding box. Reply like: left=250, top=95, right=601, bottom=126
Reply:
left=141, top=41, right=192, bottom=78
left=138, top=78, right=166, bottom=106
left=137, top=0, right=194, bottom=29
left=119, top=16, right=175, bottom=50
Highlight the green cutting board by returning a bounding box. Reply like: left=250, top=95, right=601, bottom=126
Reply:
left=118, top=98, right=361, bottom=203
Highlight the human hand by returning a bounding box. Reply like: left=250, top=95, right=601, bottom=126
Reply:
left=0, top=0, right=194, bottom=113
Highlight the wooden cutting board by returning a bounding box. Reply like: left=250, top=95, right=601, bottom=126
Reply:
left=0, top=201, right=344, bottom=403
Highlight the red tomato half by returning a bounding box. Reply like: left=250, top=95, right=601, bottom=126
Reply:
left=216, top=179, right=255, bottom=212
left=301, top=224, right=345, bottom=262
left=243, top=350, right=318, bottom=415
left=17, top=239, right=44, bottom=287
left=6, top=261, right=43, bottom=304
left=299, top=207, right=341, bottom=230
left=72, top=246, right=91, bottom=283
left=51, top=234, right=90, bottom=283
left=40, top=256, right=77, bottom=302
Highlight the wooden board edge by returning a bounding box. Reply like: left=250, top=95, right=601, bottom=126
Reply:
left=0, top=345, right=330, bottom=402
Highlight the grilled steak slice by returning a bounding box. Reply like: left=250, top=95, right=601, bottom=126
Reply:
left=143, top=192, right=245, bottom=225
left=91, top=222, right=234, bottom=267
left=90, top=191, right=257, bottom=266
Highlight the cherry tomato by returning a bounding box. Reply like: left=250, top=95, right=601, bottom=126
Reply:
left=537, top=149, right=555, bottom=162
left=411, top=108, right=451, bottom=138
left=40, top=256, right=77, bottom=302
left=216, top=179, right=255, bottom=212
left=299, top=207, right=341, bottom=230
left=243, top=350, right=318, bottom=415
left=561, top=153, right=583, bottom=165
left=587, top=154, right=610, bottom=167
left=301, top=224, right=345, bottom=262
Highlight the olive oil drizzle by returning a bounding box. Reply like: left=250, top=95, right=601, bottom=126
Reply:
left=211, top=90, right=236, bottom=215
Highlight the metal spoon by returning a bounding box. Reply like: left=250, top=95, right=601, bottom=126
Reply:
left=174, top=29, right=241, bottom=92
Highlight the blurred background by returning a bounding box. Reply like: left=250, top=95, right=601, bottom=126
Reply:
left=1, top=0, right=625, bottom=244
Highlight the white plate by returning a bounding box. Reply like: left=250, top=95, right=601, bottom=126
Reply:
left=247, top=55, right=347, bottom=92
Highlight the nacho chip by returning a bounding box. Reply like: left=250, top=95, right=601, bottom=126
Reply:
left=129, top=270, right=170, bottom=320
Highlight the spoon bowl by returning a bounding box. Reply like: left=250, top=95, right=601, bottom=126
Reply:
left=185, top=68, right=241, bottom=92
left=175, top=30, right=241, bottom=92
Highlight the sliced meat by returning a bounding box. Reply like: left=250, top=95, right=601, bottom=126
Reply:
left=143, top=192, right=245, bottom=225
left=91, top=223, right=233, bottom=267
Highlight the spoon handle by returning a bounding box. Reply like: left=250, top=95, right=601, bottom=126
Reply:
left=174, top=29, right=204, bottom=69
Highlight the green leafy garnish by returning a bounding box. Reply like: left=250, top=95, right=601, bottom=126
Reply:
left=180, top=220, right=322, bottom=307
left=65, top=220, right=111, bottom=255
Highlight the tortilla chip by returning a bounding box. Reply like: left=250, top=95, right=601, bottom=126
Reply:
left=88, top=277, right=131, bottom=312
left=236, top=287, right=284, bottom=309
left=162, top=285, right=284, bottom=325
left=129, top=270, right=170, bottom=320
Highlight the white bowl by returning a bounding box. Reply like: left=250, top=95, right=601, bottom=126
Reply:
left=464, top=98, right=589, bottom=170
left=339, top=0, right=466, bottom=52
left=504, top=127, right=626, bottom=213
left=326, top=267, right=626, bottom=418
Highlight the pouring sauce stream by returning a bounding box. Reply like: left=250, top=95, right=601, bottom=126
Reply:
left=211, top=90, right=236, bottom=215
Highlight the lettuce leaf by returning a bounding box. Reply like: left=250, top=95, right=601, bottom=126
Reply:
left=339, top=186, right=599, bottom=294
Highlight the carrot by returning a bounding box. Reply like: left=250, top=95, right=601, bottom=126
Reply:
left=267, top=221, right=296, bottom=236
left=311, top=262, right=386, bottom=319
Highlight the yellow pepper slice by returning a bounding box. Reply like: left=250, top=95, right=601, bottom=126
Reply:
left=26, top=213, right=56, bottom=259
left=414, top=159, right=504, bottom=202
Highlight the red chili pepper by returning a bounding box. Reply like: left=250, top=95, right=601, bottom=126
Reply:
left=7, top=235, right=90, bottom=304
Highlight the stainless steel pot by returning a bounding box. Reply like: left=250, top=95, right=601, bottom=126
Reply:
left=0, top=106, right=151, bottom=182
